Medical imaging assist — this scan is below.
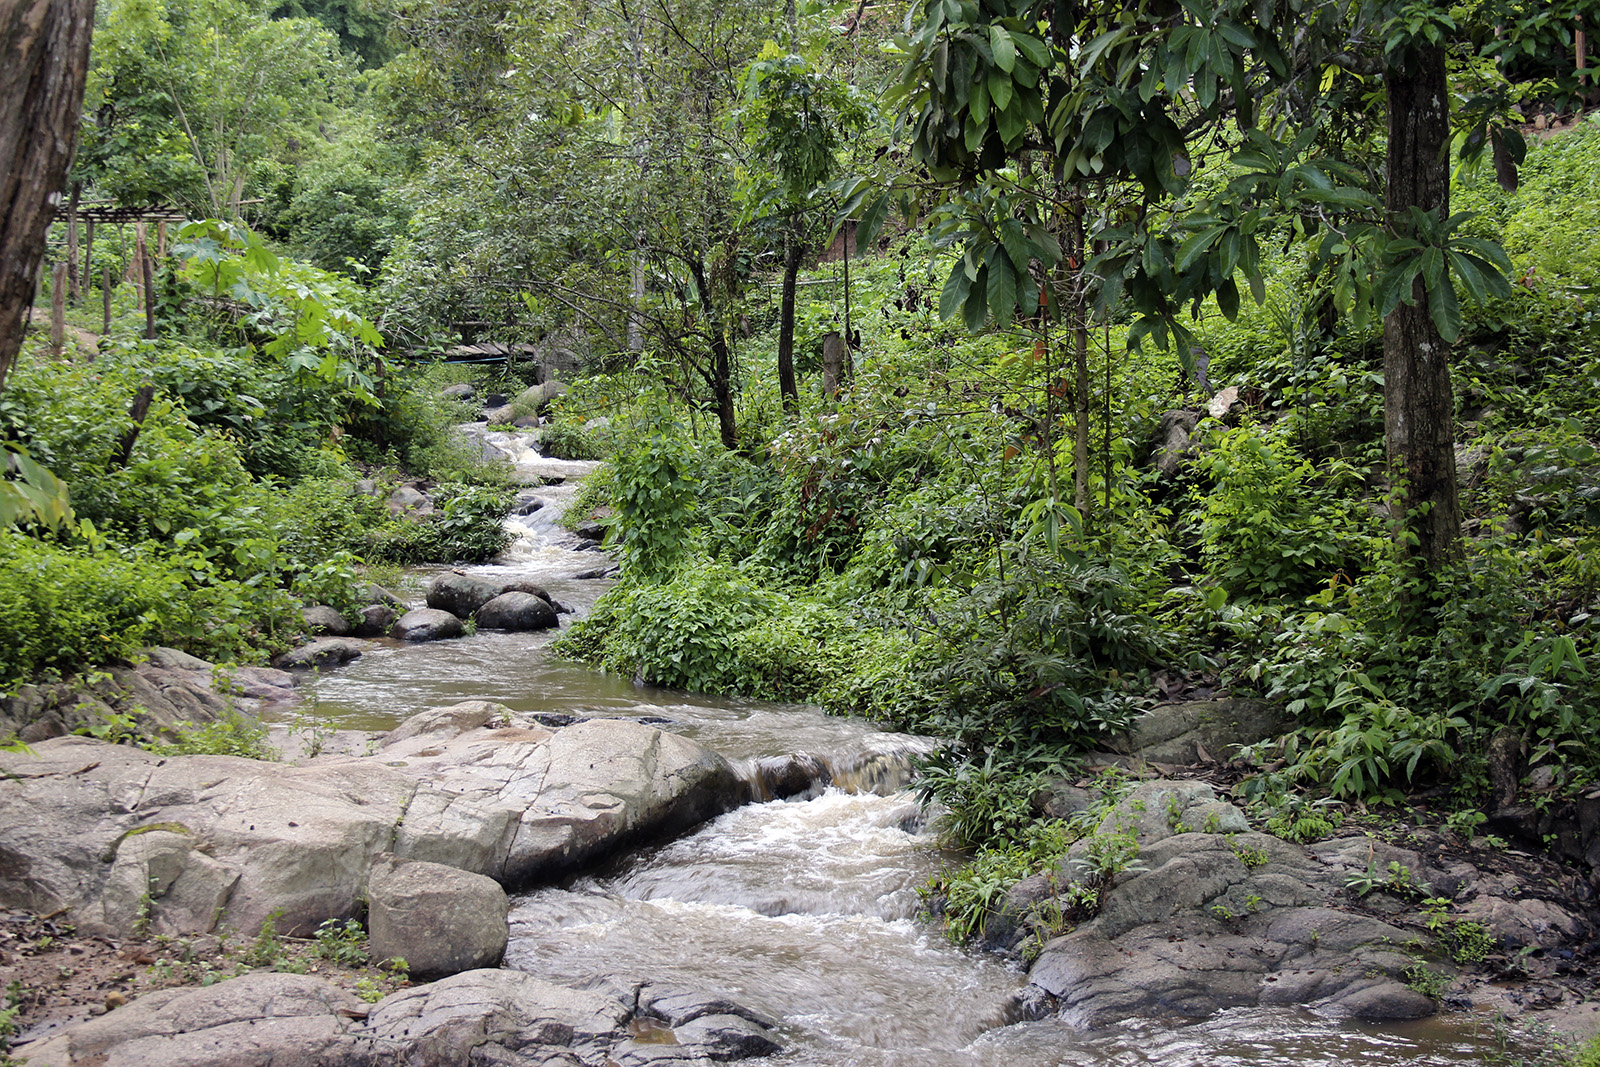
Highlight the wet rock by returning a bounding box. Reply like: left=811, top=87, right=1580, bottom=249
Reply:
left=351, top=604, right=397, bottom=638
left=484, top=404, right=515, bottom=425
left=574, top=519, right=607, bottom=542
left=365, top=855, right=507, bottom=979
left=475, top=591, right=559, bottom=631
left=513, top=415, right=540, bottom=429
left=748, top=754, right=830, bottom=801
left=393, top=608, right=464, bottom=642
left=301, top=605, right=350, bottom=637
left=513, top=496, right=546, bottom=516
left=483, top=392, right=508, bottom=408
left=426, top=572, right=503, bottom=617
left=440, top=382, right=475, bottom=400
left=271, top=638, right=366, bottom=670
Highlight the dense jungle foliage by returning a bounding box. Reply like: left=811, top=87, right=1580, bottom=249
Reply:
left=4, top=0, right=1599, bottom=926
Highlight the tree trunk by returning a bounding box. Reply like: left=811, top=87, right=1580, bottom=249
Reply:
left=0, top=0, right=95, bottom=392
left=777, top=230, right=802, bottom=415
left=1383, top=43, right=1463, bottom=585
left=689, top=257, right=739, bottom=451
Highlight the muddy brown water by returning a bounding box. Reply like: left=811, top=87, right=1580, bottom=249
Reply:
left=297, top=429, right=1516, bottom=1066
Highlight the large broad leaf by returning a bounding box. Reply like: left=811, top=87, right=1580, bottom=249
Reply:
left=941, top=259, right=974, bottom=320
left=987, top=247, right=1017, bottom=326
left=1427, top=273, right=1461, bottom=342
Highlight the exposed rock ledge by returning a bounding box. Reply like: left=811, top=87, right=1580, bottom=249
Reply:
left=0, top=704, right=742, bottom=940
left=21, top=969, right=781, bottom=1067
left=1005, top=781, right=1592, bottom=1028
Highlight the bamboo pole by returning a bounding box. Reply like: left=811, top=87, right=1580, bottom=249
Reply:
left=101, top=265, right=111, bottom=337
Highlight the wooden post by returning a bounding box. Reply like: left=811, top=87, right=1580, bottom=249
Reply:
left=82, top=216, right=93, bottom=307
left=156, top=219, right=167, bottom=259
left=112, top=383, right=156, bottom=467
left=50, top=261, right=66, bottom=354
left=65, top=183, right=80, bottom=303
left=136, top=222, right=156, bottom=340
left=101, top=264, right=111, bottom=337
left=820, top=330, right=846, bottom=400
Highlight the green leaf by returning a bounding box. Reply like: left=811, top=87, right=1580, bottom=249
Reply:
left=989, top=25, right=1016, bottom=73
left=988, top=69, right=1014, bottom=112
left=964, top=264, right=991, bottom=331
left=941, top=256, right=974, bottom=321
left=1427, top=274, right=1461, bottom=341
left=986, top=248, right=1017, bottom=325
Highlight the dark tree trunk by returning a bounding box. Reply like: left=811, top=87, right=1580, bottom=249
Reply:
left=777, top=231, right=802, bottom=415
left=689, top=257, right=739, bottom=451
left=1383, top=44, right=1463, bottom=583
left=0, top=0, right=94, bottom=391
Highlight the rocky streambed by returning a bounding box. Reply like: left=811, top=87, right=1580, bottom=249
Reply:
left=5, top=426, right=1600, bottom=1065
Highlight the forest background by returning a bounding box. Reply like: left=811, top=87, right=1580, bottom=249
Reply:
left=2, top=0, right=1599, bottom=937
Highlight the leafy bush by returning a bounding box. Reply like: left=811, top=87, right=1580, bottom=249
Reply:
left=1192, top=422, right=1376, bottom=599
left=147, top=709, right=275, bottom=760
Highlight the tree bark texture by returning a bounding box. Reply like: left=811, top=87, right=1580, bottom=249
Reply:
left=1383, top=43, right=1463, bottom=578
left=777, top=232, right=802, bottom=414
left=0, top=0, right=94, bottom=391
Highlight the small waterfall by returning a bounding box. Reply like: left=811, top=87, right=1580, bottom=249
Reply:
left=733, top=735, right=943, bottom=803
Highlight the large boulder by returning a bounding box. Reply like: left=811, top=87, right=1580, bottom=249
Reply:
left=425, top=572, right=503, bottom=617
left=18, top=970, right=782, bottom=1066
left=365, top=855, right=507, bottom=979
left=351, top=604, right=397, bottom=638
left=1150, top=408, right=1201, bottom=478
left=475, top=591, right=558, bottom=631
left=393, top=609, right=464, bottom=642
left=1109, top=698, right=1292, bottom=766
left=0, top=712, right=742, bottom=939
left=300, top=605, right=350, bottom=637
left=1020, top=782, right=1441, bottom=1028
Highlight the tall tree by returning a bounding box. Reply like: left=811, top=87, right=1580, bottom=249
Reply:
left=891, top=0, right=1585, bottom=591
left=0, top=0, right=94, bottom=392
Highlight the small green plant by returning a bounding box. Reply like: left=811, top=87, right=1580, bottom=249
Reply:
left=1346, top=859, right=1430, bottom=900
left=240, top=910, right=287, bottom=968
left=1245, top=892, right=1264, bottom=912
left=1211, top=903, right=1235, bottom=922
left=1165, top=794, right=1191, bottom=834
left=1074, top=826, right=1145, bottom=888
left=76, top=709, right=144, bottom=746
left=1227, top=836, right=1271, bottom=870
left=354, top=977, right=386, bottom=1003
left=312, top=918, right=368, bottom=967
left=1449, top=921, right=1497, bottom=964
left=147, top=709, right=275, bottom=760
left=1446, top=809, right=1488, bottom=838
left=1402, top=962, right=1452, bottom=999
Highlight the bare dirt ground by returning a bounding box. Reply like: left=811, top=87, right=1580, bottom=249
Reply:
left=0, top=908, right=409, bottom=1054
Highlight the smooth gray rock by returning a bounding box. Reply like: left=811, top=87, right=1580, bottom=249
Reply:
left=475, top=591, right=558, bottom=631
left=386, top=485, right=433, bottom=516
left=426, top=572, right=503, bottom=617
left=1111, top=698, right=1292, bottom=766
left=0, top=717, right=741, bottom=939
left=1150, top=409, right=1201, bottom=477
left=271, top=638, right=366, bottom=670
left=351, top=604, right=397, bottom=637
left=21, top=970, right=782, bottom=1066
left=364, top=583, right=409, bottom=611
left=440, top=382, right=475, bottom=399
left=1022, top=781, right=1442, bottom=1028
left=365, top=855, right=508, bottom=978
left=382, top=700, right=509, bottom=748
left=393, top=608, right=464, bottom=642
left=301, top=605, right=351, bottom=637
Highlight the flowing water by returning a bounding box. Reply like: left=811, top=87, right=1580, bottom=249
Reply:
left=301, top=427, right=1515, bottom=1066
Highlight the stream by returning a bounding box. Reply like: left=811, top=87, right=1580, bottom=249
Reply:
left=296, top=427, right=1509, bottom=1066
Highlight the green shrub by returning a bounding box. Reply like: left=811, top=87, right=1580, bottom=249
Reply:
left=148, top=709, right=275, bottom=760
left=538, top=420, right=609, bottom=461
left=1192, top=422, right=1376, bottom=599
left=0, top=532, right=181, bottom=685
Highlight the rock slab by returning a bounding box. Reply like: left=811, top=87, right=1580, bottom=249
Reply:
left=20, top=970, right=781, bottom=1067
left=366, top=855, right=508, bottom=979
